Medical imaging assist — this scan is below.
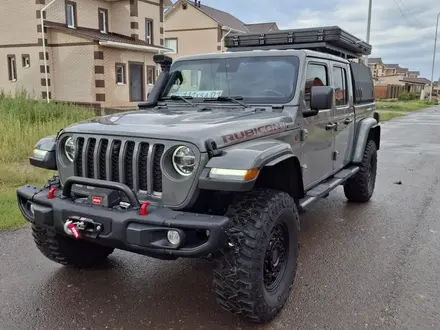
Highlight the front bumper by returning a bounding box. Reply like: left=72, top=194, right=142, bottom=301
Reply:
left=17, top=177, right=230, bottom=259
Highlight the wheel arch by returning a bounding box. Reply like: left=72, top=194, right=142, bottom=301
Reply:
left=255, top=155, right=305, bottom=201
left=198, top=139, right=304, bottom=198
left=352, top=117, right=381, bottom=163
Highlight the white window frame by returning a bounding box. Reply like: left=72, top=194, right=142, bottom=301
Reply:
left=8, top=56, right=17, bottom=81
left=67, top=3, right=75, bottom=28
left=22, top=54, right=30, bottom=68
left=164, top=38, right=177, bottom=54
left=116, top=64, right=125, bottom=85
left=145, top=19, right=153, bottom=45
left=99, top=9, right=107, bottom=33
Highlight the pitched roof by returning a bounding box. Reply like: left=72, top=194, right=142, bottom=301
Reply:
left=166, top=1, right=248, bottom=32
left=368, top=57, right=383, bottom=64
left=401, top=77, right=431, bottom=85
left=197, top=3, right=248, bottom=32
left=384, top=64, right=400, bottom=68
left=396, top=67, right=408, bottom=73
left=244, top=22, right=279, bottom=33
left=45, top=21, right=168, bottom=51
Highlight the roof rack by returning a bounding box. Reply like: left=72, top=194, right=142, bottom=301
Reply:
left=224, top=26, right=371, bottom=59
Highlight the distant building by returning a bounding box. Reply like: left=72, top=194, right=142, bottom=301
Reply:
left=0, top=0, right=170, bottom=109
left=164, top=0, right=278, bottom=58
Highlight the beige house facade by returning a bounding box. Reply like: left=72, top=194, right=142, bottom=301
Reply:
left=164, top=0, right=278, bottom=59
left=0, top=0, right=172, bottom=109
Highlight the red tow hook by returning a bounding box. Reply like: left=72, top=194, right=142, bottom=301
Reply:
left=48, top=186, right=59, bottom=199
left=67, top=222, right=81, bottom=239
left=139, top=202, right=150, bottom=216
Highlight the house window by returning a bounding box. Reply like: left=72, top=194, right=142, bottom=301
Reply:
left=332, top=66, right=348, bottom=106
left=66, top=1, right=77, bottom=28
left=164, top=38, right=178, bottom=53
left=115, top=63, right=126, bottom=84
left=22, top=54, right=30, bottom=68
left=145, top=19, right=153, bottom=44
left=98, top=8, right=109, bottom=33
left=7, top=55, right=17, bottom=81
left=147, top=66, right=156, bottom=85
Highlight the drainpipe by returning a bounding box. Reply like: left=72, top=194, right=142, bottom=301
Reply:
left=40, top=0, right=57, bottom=103
left=220, top=27, right=233, bottom=53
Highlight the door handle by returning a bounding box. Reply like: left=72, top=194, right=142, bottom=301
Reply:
left=325, top=123, right=337, bottom=130
left=343, top=117, right=353, bottom=125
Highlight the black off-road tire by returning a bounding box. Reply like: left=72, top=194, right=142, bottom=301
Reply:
left=32, top=225, right=114, bottom=268
left=213, top=189, right=300, bottom=323
left=343, top=139, right=378, bottom=202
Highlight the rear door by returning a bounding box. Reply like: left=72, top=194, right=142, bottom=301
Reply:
left=330, top=62, right=355, bottom=170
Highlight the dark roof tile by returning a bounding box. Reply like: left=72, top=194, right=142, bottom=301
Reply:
left=244, top=22, right=278, bottom=33
left=45, top=21, right=168, bottom=50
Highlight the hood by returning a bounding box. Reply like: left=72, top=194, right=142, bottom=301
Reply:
left=63, top=106, right=298, bottom=151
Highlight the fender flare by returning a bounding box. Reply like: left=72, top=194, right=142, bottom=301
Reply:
left=352, top=117, right=380, bottom=163
left=198, top=139, right=300, bottom=192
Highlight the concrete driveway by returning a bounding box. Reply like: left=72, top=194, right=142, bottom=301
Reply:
left=1, top=106, right=440, bottom=330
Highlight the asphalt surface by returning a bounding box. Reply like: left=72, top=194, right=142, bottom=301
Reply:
left=2, top=106, right=440, bottom=330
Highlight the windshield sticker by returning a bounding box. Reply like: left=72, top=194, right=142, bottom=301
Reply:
left=171, top=90, right=223, bottom=98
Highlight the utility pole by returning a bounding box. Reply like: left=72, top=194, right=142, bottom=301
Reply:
left=429, top=12, right=440, bottom=102
left=364, top=0, right=373, bottom=66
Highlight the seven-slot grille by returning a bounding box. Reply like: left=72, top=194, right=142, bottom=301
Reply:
left=75, top=137, right=165, bottom=195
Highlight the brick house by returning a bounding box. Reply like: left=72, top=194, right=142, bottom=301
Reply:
left=0, top=0, right=172, bottom=109
left=163, top=0, right=278, bottom=58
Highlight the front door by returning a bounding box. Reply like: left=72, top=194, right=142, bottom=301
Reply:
left=300, top=60, right=335, bottom=189
left=129, top=62, right=144, bottom=102
left=331, top=63, right=355, bottom=170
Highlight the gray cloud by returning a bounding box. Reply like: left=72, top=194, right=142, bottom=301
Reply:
left=198, top=0, right=440, bottom=79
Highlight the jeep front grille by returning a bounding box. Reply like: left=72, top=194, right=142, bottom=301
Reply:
left=75, top=137, right=165, bottom=196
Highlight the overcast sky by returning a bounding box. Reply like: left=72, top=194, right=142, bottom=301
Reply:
left=198, top=0, right=440, bottom=80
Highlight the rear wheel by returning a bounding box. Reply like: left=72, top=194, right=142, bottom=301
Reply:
left=213, top=189, right=300, bottom=323
left=344, top=139, right=378, bottom=202
left=32, top=225, right=114, bottom=268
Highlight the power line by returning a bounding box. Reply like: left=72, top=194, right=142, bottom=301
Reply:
left=392, top=0, right=439, bottom=40
left=397, top=0, right=424, bottom=29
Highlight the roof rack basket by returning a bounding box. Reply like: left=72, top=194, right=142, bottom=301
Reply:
left=224, top=26, right=371, bottom=59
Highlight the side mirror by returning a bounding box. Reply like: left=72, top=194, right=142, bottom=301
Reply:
left=310, top=86, right=334, bottom=110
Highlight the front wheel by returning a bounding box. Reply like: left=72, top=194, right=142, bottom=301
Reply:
left=344, top=139, right=378, bottom=202
left=213, top=189, right=300, bottom=323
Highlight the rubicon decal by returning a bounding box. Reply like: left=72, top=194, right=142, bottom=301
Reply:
left=221, top=122, right=288, bottom=145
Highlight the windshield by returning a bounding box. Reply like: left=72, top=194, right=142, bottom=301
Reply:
left=161, top=55, right=300, bottom=104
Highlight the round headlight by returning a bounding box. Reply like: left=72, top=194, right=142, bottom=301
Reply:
left=172, top=146, right=196, bottom=176
left=64, top=137, right=76, bottom=162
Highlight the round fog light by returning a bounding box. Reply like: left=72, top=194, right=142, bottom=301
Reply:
left=167, top=230, right=181, bottom=245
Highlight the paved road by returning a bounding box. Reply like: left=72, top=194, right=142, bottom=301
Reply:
left=2, top=106, right=440, bottom=330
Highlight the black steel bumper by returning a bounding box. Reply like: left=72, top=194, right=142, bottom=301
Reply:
left=16, top=177, right=230, bottom=259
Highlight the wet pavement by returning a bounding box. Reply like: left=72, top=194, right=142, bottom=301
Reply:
left=2, top=106, right=440, bottom=330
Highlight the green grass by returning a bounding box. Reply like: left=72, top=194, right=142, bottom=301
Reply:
left=377, top=111, right=407, bottom=122
left=0, top=91, right=94, bottom=230
left=376, top=99, right=437, bottom=112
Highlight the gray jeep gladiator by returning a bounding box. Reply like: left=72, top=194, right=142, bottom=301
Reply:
left=17, top=26, right=380, bottom=323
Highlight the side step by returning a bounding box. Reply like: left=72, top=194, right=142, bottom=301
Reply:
left=299, top=166, right=359, bottom=210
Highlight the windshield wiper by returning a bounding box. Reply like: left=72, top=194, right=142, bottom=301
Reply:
left=203, top=96, right=248, bottom=108
left=161, top=95, right=196, bottom=107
